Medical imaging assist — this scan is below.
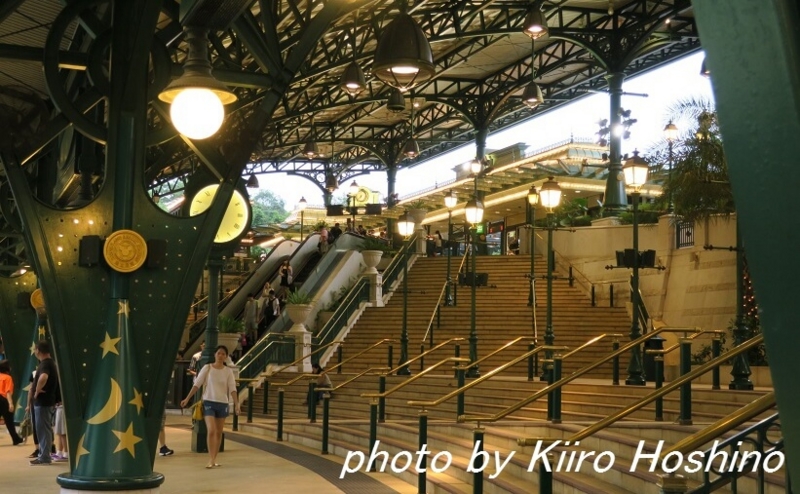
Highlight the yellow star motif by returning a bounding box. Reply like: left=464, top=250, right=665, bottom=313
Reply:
left=37, top=325, right=46, bottom=340
left=129, top=388, right=144, bottom=415
left=112, top=423, right=143, bottom=458
left=29, top=342, right=36, bottom=355
left=17, top=384, right=30, bottom=411
left=99, top=332, right=121, bottom=358
left=74, top=434, right=90, bottom=469
left=117, top=300, right=130, bottom=317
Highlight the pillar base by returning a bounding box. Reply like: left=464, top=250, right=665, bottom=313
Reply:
left=657, top=473, right=688, bottom=494
left=367, top=272, right=384, bottom=307
left=58, top=473, right=164, bottom=493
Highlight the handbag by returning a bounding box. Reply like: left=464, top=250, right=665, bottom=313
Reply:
left=19, top=412, right=32, bottom=438
left=192, top=401, right=203, bottom=421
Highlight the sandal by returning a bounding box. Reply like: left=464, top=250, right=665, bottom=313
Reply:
left=205, top=463, right=214, bottom=469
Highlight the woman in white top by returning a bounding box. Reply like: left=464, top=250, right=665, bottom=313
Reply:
left=180, top=345, right=240, bottom=469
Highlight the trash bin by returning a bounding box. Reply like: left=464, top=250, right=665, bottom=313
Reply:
left=643, top=335, right=666, bottom=381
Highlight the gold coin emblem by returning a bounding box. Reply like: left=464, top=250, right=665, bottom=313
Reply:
left=103, top=230, right=148, bottom=273
left=30, top=288, right=45, bottom=309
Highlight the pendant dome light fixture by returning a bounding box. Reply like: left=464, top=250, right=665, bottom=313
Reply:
left=304, top=116, right=320, bottom=159
left=340, top=9, right=367, bottom=95
left=402, top=92, right=420, bottom=159
left=158, top=28, right=237, bottom=140
left=373, top=3, right=435, bottom=91
left=387, top=88, right=406, bottom=113
left=523, top=0, right=549, bottom=40
left=523, top=38, right=544, bottom=109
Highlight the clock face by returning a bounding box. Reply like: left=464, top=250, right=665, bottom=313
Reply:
left=189, top=184, right=250, bottom=244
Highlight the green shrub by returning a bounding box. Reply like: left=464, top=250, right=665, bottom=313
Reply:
left=286, top=290, right=314, bottom=305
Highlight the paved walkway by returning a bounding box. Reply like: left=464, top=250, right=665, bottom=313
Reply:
left=0, top=415, right=414, bottom=494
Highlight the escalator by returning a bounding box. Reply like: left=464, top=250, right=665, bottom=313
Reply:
left=237, top=233, right=367, bottom=378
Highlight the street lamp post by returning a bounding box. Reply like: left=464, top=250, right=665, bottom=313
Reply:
left=622, top=150, right=649, bottom=386
left=527, top=185, right=539, bottom=306
left=444, top=191, right=457, bottom=306
left=349, top=180, right=359, bottom=231
left=664, top=121, right=678, bottom=213
left=538, top=177, right=562, bottom=381
left=298, top=197, right=307, bottom=241
left=465, top=196, right=485, bottom=378
left=396, top=211, right=416, bottom=376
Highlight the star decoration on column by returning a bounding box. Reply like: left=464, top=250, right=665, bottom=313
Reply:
left=29, top=342, right=36, bottom=355
left=99, top=332, right=122, bottom=358
left=129, top=388, right=144, bottom=415
left=117, top=300, right=130, bottom=317
left=74, top=434, right=90, bottom=469
left=38, top=325, right=46, bottom=339
left=112, top=423, right=143, bottom=458
left=16, top=384, right=31, bottom=411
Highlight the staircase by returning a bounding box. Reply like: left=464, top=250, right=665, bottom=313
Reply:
left=339, top=255, right=631, bottom=379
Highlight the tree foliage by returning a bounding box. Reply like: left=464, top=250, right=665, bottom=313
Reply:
left=250, top=190, right=288, bottom=226
left=648, top=97, right=734, bottom=224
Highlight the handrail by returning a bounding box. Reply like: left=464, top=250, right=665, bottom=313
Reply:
left=314, top=277, right=370, bottom=348
left=646, top=330, right=724, bottom=356
left=320, top=338, right=396, bottom=377
left=562, top=333, right=624, bottom=360
left=381, top=234, right=417, bottom=293
left=362, top=357, right=470, bottom=399
left=237, top=332, right=295, bottom=375
left=462, top=336, right=536, bottom=370
left=408, top=345, right=564, bottom=407
left=422, top=248, right=470, bottom=343
left=516, top=334, right=765, bottom=445
left=660, top=391, right=776, bottom=464
left=388, top=338, right=464, bottom=375
left=459, top=326, right=702, bottom=422
left=266, top=340, right=345, bottom=377
left=317, top=366, right=392, bottom=392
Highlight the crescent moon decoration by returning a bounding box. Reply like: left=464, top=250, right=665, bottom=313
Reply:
left=86, top=378, right=122, bottom=425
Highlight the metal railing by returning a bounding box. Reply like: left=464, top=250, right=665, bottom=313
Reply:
left=312, top=277, right=370, bottom=354
left=380, top=234, right=417, bottom=295
left=237, top=333, right=296, bottom=380
left=422, top=248, right=470, bottom=345
left=676, top=219, right=695, bottom=248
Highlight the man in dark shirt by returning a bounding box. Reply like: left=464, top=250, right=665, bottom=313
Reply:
left=330, top=223, right=342, bottom=243
left=29, top=341, right=58, bottom=465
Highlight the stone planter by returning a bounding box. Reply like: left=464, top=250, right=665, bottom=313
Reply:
left=287, top=303, right=314, bottom=333
left=217, top=333, right=241, bottom=354
left=361, top=250, right=384, bottom=274
left=408, top=208, right=427, bottom=225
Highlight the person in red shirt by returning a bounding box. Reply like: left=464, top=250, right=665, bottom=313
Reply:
left=0, top=360, right=23, bottom=445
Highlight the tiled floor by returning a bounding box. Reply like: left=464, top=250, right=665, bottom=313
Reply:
left=0, top=415, right=414, bottom=494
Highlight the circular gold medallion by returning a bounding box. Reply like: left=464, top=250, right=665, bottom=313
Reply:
left=103, top=230, right=148, bottom=273
left=30, top=288, right=45, bottom=309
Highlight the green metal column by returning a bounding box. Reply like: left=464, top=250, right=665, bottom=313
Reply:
left=686, top=5, right=800, bottom=473
left=467, top=226, right=480, bottom=378
left=397, top=246, right=410, bottom=375
left=445, top=209, right=454, bottom=306
left=626, top=192, right=645, bottom=385
left=528, top=204, right=536, bottom=307
left=386, top=165, right=397, bottom=247
left=541, top=214, right=555, bottom=381
left=604, top=72, right=627, bottom=212
left=730, top=218, right=753, bottom=390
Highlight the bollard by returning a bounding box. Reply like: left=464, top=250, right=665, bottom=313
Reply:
left=679, top=339, right=692, bottom=425
left=262, top=381, right=269, bottom=415
left=436, top=304, right=441, bottom=331
left=247, top=385, right=254, bottom=423
left=388, top=345, right=394, bottom=369
left=453, top=282, right=458, bottom=306
left=568, top=266, right=574, bottom=287
left=379, top=374, right=386, bottom=422
left=277, top=388, right=284, bottom=441
left=711, top=339, right=721, bottom=390
left=454, top=344, right=461, bottom=378
left=473, top=428, right=485, bottom=494
left=308, top=382, right=317, bottom=423
left=457, top=368, right=466, bottom=418
left=369, top=400, right=378, bottom=472
left=591, top=285, right=596, bottom=307
left=609, top=284, right=614, bottom=307
left=418, top=410, right=428, bottom=494
left=321, top=395, right=330, bottom=454
left=612, top=339, right=620, bottom=385
left=232, top=405, right=239, bottom=431
left=337, top=345, right=343, bottom=374
left=655, top=355, right=664, bottom=421
left=539, top=453, right=554, bottom=494
left=420, top=344, right=425, bottom=371
left=527, top=342, right=535, bottom=381
left=552, top=357, right=562, bottom=424
left=546, top=360, right=554, bottom=421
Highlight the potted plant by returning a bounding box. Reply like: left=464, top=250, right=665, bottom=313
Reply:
left=216, top=315, right=244, bottom=353
left=285, top=290, right=315, bottom=333
left=406, top=199, right=428, bottom=225
left=359, top=236, right=391, bottom=274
